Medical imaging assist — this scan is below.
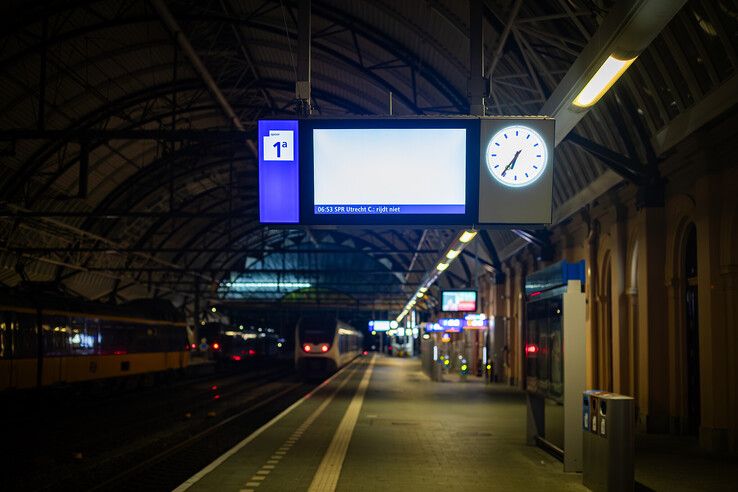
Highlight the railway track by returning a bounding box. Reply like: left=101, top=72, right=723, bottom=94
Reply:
left=4, top=363, right=315, bottom=491
left=89, top=380, right=312, bottom=491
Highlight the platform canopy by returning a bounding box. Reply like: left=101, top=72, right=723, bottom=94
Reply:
left=1, top=0, right=736, bottom=313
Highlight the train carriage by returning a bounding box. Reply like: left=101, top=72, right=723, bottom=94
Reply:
left=294, top=315, right=363, bottom=378
left=0, top=287, right=190, bottom=390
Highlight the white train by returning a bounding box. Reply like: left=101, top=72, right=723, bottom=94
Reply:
left=295, top=315, right=363, bottom=377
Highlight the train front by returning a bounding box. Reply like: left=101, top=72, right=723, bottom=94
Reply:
left=295, top=315, right=338, bottom=377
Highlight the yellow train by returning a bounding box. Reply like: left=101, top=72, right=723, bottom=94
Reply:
left=0, top=287, right=190, bottom=390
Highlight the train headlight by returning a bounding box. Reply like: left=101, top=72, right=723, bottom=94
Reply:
left=321, top=344, right=330, bottom=353
left=303, top=344, right=312, bottom=352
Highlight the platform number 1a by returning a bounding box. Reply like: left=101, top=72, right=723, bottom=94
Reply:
left=263, top=130, right=294, bottom=161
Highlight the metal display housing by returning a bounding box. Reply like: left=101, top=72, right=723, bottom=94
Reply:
left=258, top=116, right=555, bottom=227
left=299, top=117, right=480, bottom=226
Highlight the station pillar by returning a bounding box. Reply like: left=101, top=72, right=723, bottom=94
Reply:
left=637, top=206, right=669, bottom=433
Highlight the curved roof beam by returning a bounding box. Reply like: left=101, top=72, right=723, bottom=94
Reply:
left=16, top=78, right=371, bottom=205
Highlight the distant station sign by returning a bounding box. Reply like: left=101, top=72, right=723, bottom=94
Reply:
left=423, top=314, right=488, bottom=333
left=369, top=320, right=391, bottom=332
left=258, top=117, right=554, bottom=227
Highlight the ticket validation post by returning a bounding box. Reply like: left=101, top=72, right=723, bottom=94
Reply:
left=523, top=261, right=587, bottom=472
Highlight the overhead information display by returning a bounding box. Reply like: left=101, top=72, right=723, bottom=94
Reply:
left=313, top=128, right=466, bottom=215
left=441, top=290, right=478, bottom=312
left=258, top=117, right=554, bottom=226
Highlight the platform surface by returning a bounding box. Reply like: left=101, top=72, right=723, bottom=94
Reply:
left=177, top=355, right=585, bottom=492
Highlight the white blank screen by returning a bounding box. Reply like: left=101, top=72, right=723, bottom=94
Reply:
left=313, top=128, right=466, bottom=206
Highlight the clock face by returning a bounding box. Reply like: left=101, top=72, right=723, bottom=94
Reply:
left=485, top=125, right=548, bottom=188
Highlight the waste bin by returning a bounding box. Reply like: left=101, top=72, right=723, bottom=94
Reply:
left=582, top=391, right=634, bottom=492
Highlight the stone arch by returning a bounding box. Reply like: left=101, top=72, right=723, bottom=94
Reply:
left=666, top=201, right=700, bottom=434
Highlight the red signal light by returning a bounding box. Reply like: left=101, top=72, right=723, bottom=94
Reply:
left=190, top=343, right=196, bottom=350
left=363, top=350, right=368, bottom=356
left=248, top=349, right=256, bottom=356
left=212, top=342, right=220, bottom=350
left=525, top=344, right=539, bottom=354
left=321, top=344, right=330, bottom=353
left=231, top=355, right=242, bottom=361
left=303, top=344, right=312, bottom=352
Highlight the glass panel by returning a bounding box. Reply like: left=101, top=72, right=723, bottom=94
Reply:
left=298, top=315, right=336, bottom=344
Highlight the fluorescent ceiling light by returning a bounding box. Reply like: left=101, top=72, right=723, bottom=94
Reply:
left=419, top=287, right=428, bottom=293
left=573, top=55, right=637, bottom=108
left=436, top=262, right=449, bottom=271
left=446, top=249, right=460, bottom=260
left=416, top=292, right=424, bottom=298
left=459, top=230, right=477, bottom=243
left=228, top=282, right=311, bottom=289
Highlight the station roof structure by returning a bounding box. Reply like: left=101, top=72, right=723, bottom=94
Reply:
left=1, top=0, right=736, bottom=313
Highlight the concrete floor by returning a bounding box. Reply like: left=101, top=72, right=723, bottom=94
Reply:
left=180, top=356, right=584, bottom=491
left=178, top=355, right=738, bottom=491
left=634, top=432, right=738, bottom=491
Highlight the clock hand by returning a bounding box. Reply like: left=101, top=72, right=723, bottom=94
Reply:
left=501, top=149, right=523, bottom=176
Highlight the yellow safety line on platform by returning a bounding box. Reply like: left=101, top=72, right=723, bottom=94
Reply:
left=308, top=356, right=376, bottom=492
left=172, top=359, right=364, bottom=492
left=241, top=365, right=360, bottom=489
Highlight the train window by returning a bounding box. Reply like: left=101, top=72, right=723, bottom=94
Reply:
left=44, top=316, right=73, bottom=356
left=298, top=315, right=336, bottom=344
left=0, top=312, right=14, bottom=359
left=70, top=317, right=98, bottom=355
left=129, top=324, right=162, bottom=353
left=15, top=313, right=38, bottom=358
left=171, top=326, right=188, bottom=351
left=99, top=321, right=133, bottom=355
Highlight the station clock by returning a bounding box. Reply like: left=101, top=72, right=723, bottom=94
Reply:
left=484, top=125, right=549, bottom=188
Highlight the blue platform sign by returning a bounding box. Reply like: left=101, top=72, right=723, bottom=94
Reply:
left=259, top=120, right=299, bottom=223
left=525, top=260, right=586, bottom=298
